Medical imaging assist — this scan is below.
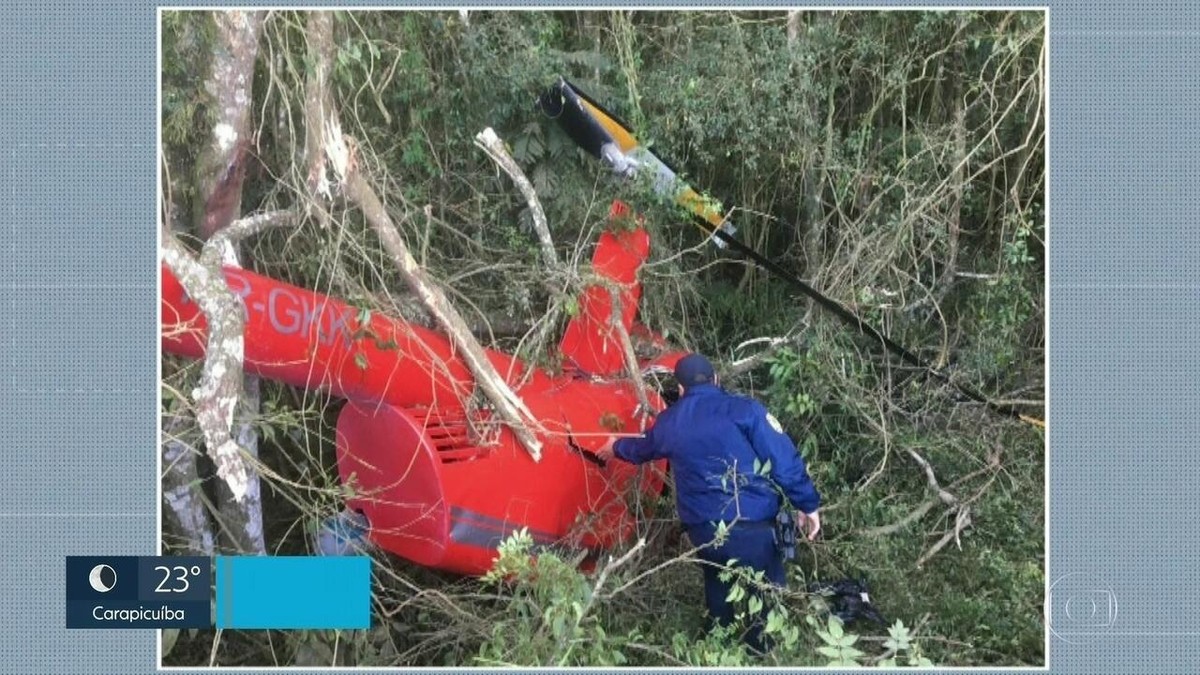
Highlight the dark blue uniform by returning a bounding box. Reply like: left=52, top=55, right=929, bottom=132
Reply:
left=614, top=382, right=820, bottom=648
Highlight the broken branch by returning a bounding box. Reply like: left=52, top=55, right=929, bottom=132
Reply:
left=916, top=506, right=973, bottom=568
left=474, top=127, right=559, bottom=269
left=906, top=448, right=958, bottom=506
left=338, top=149, right=546, bottom=461
left=160, top=227, right=253, bottom=503
left=606, top=285, right=654, bottom=426
left=304, top=10, right=544, bottom=461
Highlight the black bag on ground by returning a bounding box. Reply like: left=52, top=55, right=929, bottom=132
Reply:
left=807, top=578, right=887, bottom=625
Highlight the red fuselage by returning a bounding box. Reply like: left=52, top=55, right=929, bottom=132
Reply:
left=161, top=205, right=678, bottom=575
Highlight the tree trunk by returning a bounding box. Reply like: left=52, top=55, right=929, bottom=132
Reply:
left=189, top=9, right=269, bottom=555
left=303, top=10, right=335, bottom=201
left=786, top=10, right=801, bottom=43
left=161, top=409, right=215, bottom=556
left=192, top=10, right=266, bottom=239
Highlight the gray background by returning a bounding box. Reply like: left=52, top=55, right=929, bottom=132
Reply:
left=0, top=1, right=1195, bottom=673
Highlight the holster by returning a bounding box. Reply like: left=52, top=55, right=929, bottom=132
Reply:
left=774, top=509, right=797, bottom=561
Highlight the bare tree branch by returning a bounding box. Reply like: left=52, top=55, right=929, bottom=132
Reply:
left=906, top=448, right=958, bottom=506
left=160, top=226, right=254, bottom=504
left=606, top=285, right=653, bottom=423
left=474, top=127, right=559, bottom=269
left=304, top=10, right=544, bottom=461
left=916, top=506, right=973, bottom=569
left=303, top=10, right=335, bottom=205
left=200, top=210, right=297, bottom=268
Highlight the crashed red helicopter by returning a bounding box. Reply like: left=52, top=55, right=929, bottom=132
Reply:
left=164, top=75, right=909, bottom=577
left=162, top=200, right=687, bottom=576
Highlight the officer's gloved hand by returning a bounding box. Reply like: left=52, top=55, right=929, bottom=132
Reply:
left=595, top=436, right=617, bottom=463
left=797, top=510, right=821, bottom=541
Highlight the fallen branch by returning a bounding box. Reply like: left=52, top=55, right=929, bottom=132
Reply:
left=599, top=529, right=728, bottom=602
left=857, top=399, right=893, bottom=490
left=990, top=398, right=1044, bottom=407
left=199, top=210, right=296, bottom=268
left=954, top=271, right=1001, bottom=280
left=305, top=10, right=544, bottom=461
left=160, top=227, right=253, bottom=502
left=916, top=506, right=973, bottom=568
left=561, top=536, right=647, bottom=665
left=337, top=141, right=545, bottom=461
left=607, top=285, right=654, bottom=427
left=725, top=329, right=806, bottom=378
left=861, top=449, right=1001, bottom=538
left=473, top=125, right=571, bottom=386
left=906, top=448, right=958, bottom=506
left=474, top=127, right=558, bottom=269
left=162, top=210, right=298, bottom=552
left=202, top=209, right=295, bottom=554
left=860, top=498, right=939, bottom=538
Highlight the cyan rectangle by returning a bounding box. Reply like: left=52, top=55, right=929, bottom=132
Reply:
left=214, top=556, right=370, bottom=630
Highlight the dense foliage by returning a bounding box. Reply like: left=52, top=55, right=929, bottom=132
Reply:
left=161, top=9, right=1045, bottom=668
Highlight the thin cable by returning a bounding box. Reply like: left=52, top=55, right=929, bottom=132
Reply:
left=699, top=219, right=1042, bottom=426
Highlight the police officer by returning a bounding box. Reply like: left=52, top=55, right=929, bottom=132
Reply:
left=597, top=353, right=821, bottom=650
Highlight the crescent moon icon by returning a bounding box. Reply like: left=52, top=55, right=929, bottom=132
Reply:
left=88, top=564, right=117, bottom=593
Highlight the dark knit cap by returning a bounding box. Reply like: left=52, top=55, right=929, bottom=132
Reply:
left=674, top=353, right=715, bottom=386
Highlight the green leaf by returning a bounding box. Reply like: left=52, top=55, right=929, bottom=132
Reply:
left=748, top=595, right=763, bottom=615
left=816, top=646, right=841, bottom=658
left=354, top=353, right=369, bottom=370
left=828, top=616, right=844, bottom=639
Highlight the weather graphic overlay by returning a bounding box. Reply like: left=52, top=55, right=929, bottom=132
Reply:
left=65, top=557, right=210, bottom=629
